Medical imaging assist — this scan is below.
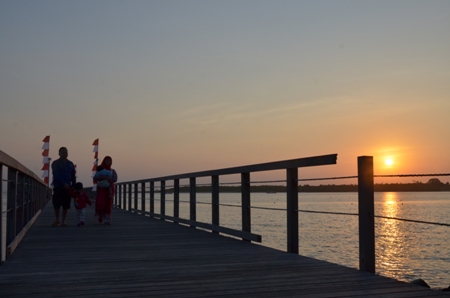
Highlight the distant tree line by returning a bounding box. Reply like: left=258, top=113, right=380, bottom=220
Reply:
left=166, top=179, right=450, bottom=193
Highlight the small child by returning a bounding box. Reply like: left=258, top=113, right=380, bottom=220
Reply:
left=68, top=182, right=92, bottom=227
left=95, top=165, right=113, bottom=198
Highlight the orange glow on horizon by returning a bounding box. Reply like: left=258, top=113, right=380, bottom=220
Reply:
left=372, top=147, right=407, bottom=175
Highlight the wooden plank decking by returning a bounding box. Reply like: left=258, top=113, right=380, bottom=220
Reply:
left=0, top=202, right=447, bottom=297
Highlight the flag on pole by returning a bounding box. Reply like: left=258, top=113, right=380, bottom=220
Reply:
left=92, top=138, right=99, bottom=191
left=41, top=136, right=50, bottom=185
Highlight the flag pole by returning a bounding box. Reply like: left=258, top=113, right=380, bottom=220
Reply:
left=47, top=158, right=51, bottom=187
left=42, top=136, right=51, bottom=187
left=92, top=138, right=99, bottom=191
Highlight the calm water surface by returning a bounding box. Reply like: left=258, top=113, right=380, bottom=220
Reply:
left=147, top=191, right=450, bottom=289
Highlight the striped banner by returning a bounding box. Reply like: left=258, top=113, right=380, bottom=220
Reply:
left=41, top=136, right=50, bottom=185
left=92, top=138, right=99, bottom=190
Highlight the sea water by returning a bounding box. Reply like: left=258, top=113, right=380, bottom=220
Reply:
left=144, top=191, right=450, bottom=289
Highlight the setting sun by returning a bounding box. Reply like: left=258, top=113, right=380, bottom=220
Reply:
left=385, top=158, right=394, bottom=166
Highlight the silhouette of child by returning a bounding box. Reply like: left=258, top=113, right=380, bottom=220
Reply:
left=68, top=182, right=92, bottom=226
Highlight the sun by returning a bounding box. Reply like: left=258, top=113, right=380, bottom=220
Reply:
left=385, top=158, right=394, bottom=166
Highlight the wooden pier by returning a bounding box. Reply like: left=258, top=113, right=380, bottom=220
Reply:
left=1, top=202, right=447, bottom=297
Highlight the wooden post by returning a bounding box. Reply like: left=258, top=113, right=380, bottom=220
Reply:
left=174, top=179, right=179, bottom=223
left=190, top=177, right=196, bottom=227
left=120, top=185, right=124, bottom=210
left=112, top=184, right=115, bottom=208
left=141, top=182, right=145, bottom=213
left=287, top=167, right=299, bottom=254
left=31, top=179, right=36, bottom=220
left=7, top=168, right=17, bottom=245
left=358, top=156, right=375, bottom=273
left=24, top=176, right=29, bottom=227
left=112, top=183, right=115, bottom=207
left=241, top=172, right=251, bottom=241
left=134, top=183, right=138, bottom=211
left=160, top=180, right=166, bottom=217
left=17, top=173, right=23, bottom=232
left=117, top=184, right=122, bottom=209
left=114, top=184, right=117, bottom=207
left=122, top=184, right=126, bottom=210
left=127, top=183, right=132, bottom=212
left=211, top=175, right=219, bottom=233
left=150, top=182, right=155, bottom=217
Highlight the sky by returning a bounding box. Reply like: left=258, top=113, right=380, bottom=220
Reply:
left=1, top=0, right=449, bottom=187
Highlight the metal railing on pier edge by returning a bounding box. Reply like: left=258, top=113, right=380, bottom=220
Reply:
left=115, top=154, right=338, bottom=250
left=0, top=150, right=51, bottom=264
left=114, top=155, right=450, bottom=275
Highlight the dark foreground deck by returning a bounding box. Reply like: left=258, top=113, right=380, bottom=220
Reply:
left=1, top=203, right=447, bottom=297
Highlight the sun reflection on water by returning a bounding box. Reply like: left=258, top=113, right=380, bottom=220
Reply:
left=376, top=192, right=415, bottom=282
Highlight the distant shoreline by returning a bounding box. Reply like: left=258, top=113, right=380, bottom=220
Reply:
left=85, top=182, right=450, bottom=195
left=145, top=183, right=450, bottom=193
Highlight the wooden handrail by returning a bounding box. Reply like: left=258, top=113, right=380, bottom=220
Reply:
left=114, top=154, right=338, bottom=248
left=116, top=154, right=338, bottom=184
left=0, top=150, right=44, bottom=183
left=0, top=150, right=51, bottom=264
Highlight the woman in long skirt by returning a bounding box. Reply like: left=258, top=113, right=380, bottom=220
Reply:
left=93, top=156, right=118, bottom=225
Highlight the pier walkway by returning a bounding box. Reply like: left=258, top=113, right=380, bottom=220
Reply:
left=1, top=202, right=448, bottom=297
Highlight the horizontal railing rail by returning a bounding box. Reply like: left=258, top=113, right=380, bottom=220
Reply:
left=118, top=154, right=338, bottom=184
left=114, top=154, right=338, bottom=250
left=0, top=150, right=51, bottom=264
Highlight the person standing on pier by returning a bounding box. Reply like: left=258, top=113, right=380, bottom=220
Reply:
left=51, top=147, right=76, bottom=227
left=68, top=182, right=92, bottom=227
left=93, top=156, right=117, bottom=225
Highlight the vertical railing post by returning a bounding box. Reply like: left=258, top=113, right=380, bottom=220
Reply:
left=30, top=178, right=35, bottom=222
left=160, top=180, right=166, bottom=218
left=17, top=173, right=23, bottom=236
left=121, top=184, right=124, bottom=209
left=121, top=184, right=125, bottom=210
left=34, top=181, right=39, bottom=213
left=287, top=167, right=299, bottom=254
left=141, top=182, right=146, bottom=213
left=20, top=175, right=26, bottom=228
left=7, top=168, right=17, bottom=247
left=40, top=185, right=44, bottom=210
left=150, top=182, right=155, bottom=217
left=29, top=179, right=34, bottom=217
left=241, top=172, right=251, bottom=241
left=113, top=184, right=117, bottom=207
left=117, top=184, right=122, bottom=209
left=358, top=156, right=375, bottom=273
left=26, top=176, right=31, bottom=225
left=189, top=177, right=196, bottom=227
left=173, top=179, right=179, bottom=223
left=211, top=175, right=219, bottom=233
left=133, top=183, right=138, bottom=212
left=127, top=183, right=132, bottom=212
left=123, top=184, right=127, bottom=211
left=32, top=180, right=37, bottom=215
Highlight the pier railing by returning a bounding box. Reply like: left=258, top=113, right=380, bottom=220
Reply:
left=113, top=154, right=385, bottom=273
left=0, top=150, right=51, bottom=264
left=114, top=154, right=338, bottom=251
